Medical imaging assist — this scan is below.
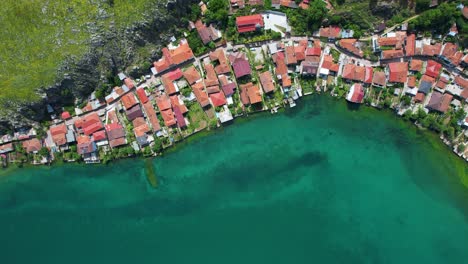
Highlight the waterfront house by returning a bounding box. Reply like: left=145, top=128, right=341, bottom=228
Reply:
left=76, top=135, right=98, bottom=163
left=22, top=138, right=42, bottom=154
left=92, top=130, right=108, bottom=147
left=0, top=143, right=13, bottom=154
left=236, top=14, right=264, bottom=33
left=364, top=67, right=373, bottom=85
left=105, top=123, right=127, bottom=148
left=320, top=55, right=339, bottom=77
left=300, top=61, right=319, bottom=76
left=387, top=62, right=408, bottom=84
left=342, top=64, right=365, bottom=83
left=229, top=52, right=251, bottom=79
left=372, top=71, right=387, bottom=87
left=259, top=71, right=276, bottom=94
left=50, top=124, right=68, bottom=148
left=210, top=92, right=228, bottom=107
left=346, top=83, right=365, bottom=104
left=426, top=92, right=453, bottom=113
left=219, top=75, right=237, bottom=100
left=240, top=82, right=262, bottom=105
left=161, top=108, right=177, bottom=127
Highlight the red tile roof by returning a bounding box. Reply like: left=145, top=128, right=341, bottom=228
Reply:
left=121, top=93, right=138, bottom=110
left=210, top=92, right=227, bottom=107
left=83, top=121, right=103, bottom=136
left=156, top=94, right=172, bottom=111
left=405, top=34, right=415, bottom=56
left=372, top=71, right=386, bottom=86
left=124, top=78, right=135, bottom=89
left=173, top=106, right=186, bottom=128
left=339, top=39, right=363, bottom=57
left=408, top=76, right=417, bottom=88
left=414, top=92, right=425, bottom=103
left=105, top=123, right=125, bottom=141
left=382, top=49, right=404, bottom=59
left=388, top=62, right=408, bottom=83
left=455, top=76, right=468, bottom=90
left=143, top=102, right=161, bottom=132
left=425, top=60, right=442, bottom=78
left=22, top=138, right=42, bottom=153
left=92, top=130, right=107, bottom=141
left=295, top=45, right=306, bottom=61
left=161, top=75, right=177, bottom=95
left=61, top=111, right=71, bottom=120
left=183, top=66, right=202, bottom=85
left=342, top=64, right=365, bottom=82
left=161, top=109, right=177, bottom=127
left=136, top=88, right=149, bottom=104
left=410, top=59, right=423, bottom=72
left=170, top=95, right=188, bottom=114
left=378, top=37, right=398, bottom=47
left=236, top=14, right=264, bottom=33
left=169, top=41, right=194, bottom=65
left=364, top=67, right=373, bottom=84
left=210, top=49, right=231, bottom=75
left=319, top=26, right=341, bottom=38
left=281, top=74, right=292, bottom=87
left=285, top=46, right=297, bottom=65
left=192, top=82, right=211, bottom=107
left=306, top=47, right=321, bottom=57
left=427, top=92, right=453, bottom=113
left=422, top=43, right=442, bottom=56
left=239, top=82, right=262, bottom=105
left=347, top=83, right=364, bottom=103
left=166, top=68, right=183, bottom=81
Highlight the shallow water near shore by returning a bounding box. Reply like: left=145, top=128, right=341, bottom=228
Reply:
left=1, top=95, right=468, bottom=263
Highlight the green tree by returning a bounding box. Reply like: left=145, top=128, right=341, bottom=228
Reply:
left=457, top=144, right=466, bottom=153
left=38, top=147, right=49, bottom=157
left=152, top=138, right=163, bottom=154
left=415, top=0, right=431, bottom=13
left=205, top=0, right=229, bottom=29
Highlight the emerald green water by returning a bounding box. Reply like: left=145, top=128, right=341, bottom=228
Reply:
left=1, top=95, right=468, bottom=263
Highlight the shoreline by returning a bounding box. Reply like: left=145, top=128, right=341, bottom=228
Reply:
left=3, top=93, right=466, bottom=186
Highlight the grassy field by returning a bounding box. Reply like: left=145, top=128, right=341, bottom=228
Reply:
left=0, top=0, right=156, bottom=104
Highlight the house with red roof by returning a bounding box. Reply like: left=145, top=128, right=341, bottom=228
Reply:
left=364, top=67, right=373, bottom=85
left=319, top=26, right=341, bottom=39
left=210, top=48, right=231, bottom=75
left=425, top=60, right=442, bottom=78
left=259, top=71, right=276, bottom=93
left=136, top=88, right=149, bottom=104
left=410, top=59, right=423, bottom=72
left=105, top=123, right=127, bottom=148
left=229, top=52, right=251, bottom=79
left=194, top=20, right=221, bottom=45
left=236, top=14, right=264, bottom=33
left=387, top=62, right=408, bottom=83
left=192, top=82, right=211, bottom=108
left=210, top=92, right=228, bottom=107
left=239, top=83, right=262, bottom=105
left=405, top=34, right=415, bottom=56
left=342, top=64, right=365, bottom=82
left=161, top=108, right=177, bottom=127
left=161, top=75, right=178, bottom=95
left=382, top=49, right=404, bottom=60
left=143, top=102, right=161, bottom=132
left=22, top=138, right=42, bottom=154
left=346, top=83, right=365, bottom=104
left=183, top=66, right=202, bottom=85
left=121, top=93, right=138, bottom=110
left=75, top=112, right=103, bottom=136
left=61, top=111, right=71, bottom=120
left=339, top=39, right=363, bottom=57
left=151, top=39, right=194, bottom=75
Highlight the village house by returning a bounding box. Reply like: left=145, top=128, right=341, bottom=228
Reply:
left=50, top=124, right=69, bottom=150
left=372, top=71, right=386, bottom=87
left=229, top=52, right=251, bottom=79
left=346, top=83, right=365, bottom=104
left=105, top=123, right=127, bottom=149
left=22, top=138, right=42, bottom=154
left=387, top=62, right=408, bottom=84
left=319, top=55, right=339, bottom=78
left=192, top=82, right=211, bottom=108
left=319, top=25, right=341, bottom=41
left=195, top=20, right=221, bottom=45
left=342, top=64, right=365, bottom=83
left=210, top=48, right=231, bottom=75
left=239, top=82, right=262, bottom=106
left=151, top=39, right=194, bottom=75
left=418, top=74, right=435, bottom=95
left=410, top=59, right=423, bottom=73
left=170, top=95, right=189, bottom=129
left=0, top=143, right=14, bottom=155
left=76, top=135, right=99, bottom=163
left=338, top=39, right=363, bottom=57
left=259, top=71, right=276, bottom=94
left=142, top=102, right=161, bottom=133
left=425, top=60, right=442, bottom=79
left=236, top=14, right=264, bottom=33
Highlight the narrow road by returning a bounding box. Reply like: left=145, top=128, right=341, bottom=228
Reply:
left=360, top=14, right=420, bottom=41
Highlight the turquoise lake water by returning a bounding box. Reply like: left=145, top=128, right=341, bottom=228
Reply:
left=1, top=95, right=468, bottom=263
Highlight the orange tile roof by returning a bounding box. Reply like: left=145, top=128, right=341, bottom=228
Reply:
left=378, top=37, right=398, bottom=47
left=192, top=82, right=210, bottom=107
left=408, top=76, right=417, bottom=88
left=170, top=95, right=188, bottom=114
left=339, top=39, right=363, bottom=57
left=121, top=93, right=138, bottom=110
left=372, top=71, right=386, bottom=86
left=281, top=74, right=292, bottom=87
left=209, top=49, right=231, bottom=75
left=342, top=64, right=365, bottom=82
left=382, top=49, right=404, bottom=59
left=183, top=66, right=202, bottom=85
left=319, top=26, right=341, bottom=38
left=169, top=41, right=194, bottom=65
left=285, top=46, right=297, bottom=65
left=422, top=43, right=442, bottom=56
left=161, top=109, right=177, bottom=127
left=161, top=75, right=177, bottom=95
left=410, top=59, right=423, bottom=72
left=156, top=94, right=172, bottom=111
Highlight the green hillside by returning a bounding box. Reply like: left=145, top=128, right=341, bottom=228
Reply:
left=0, top=0, right=155, bottom=104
